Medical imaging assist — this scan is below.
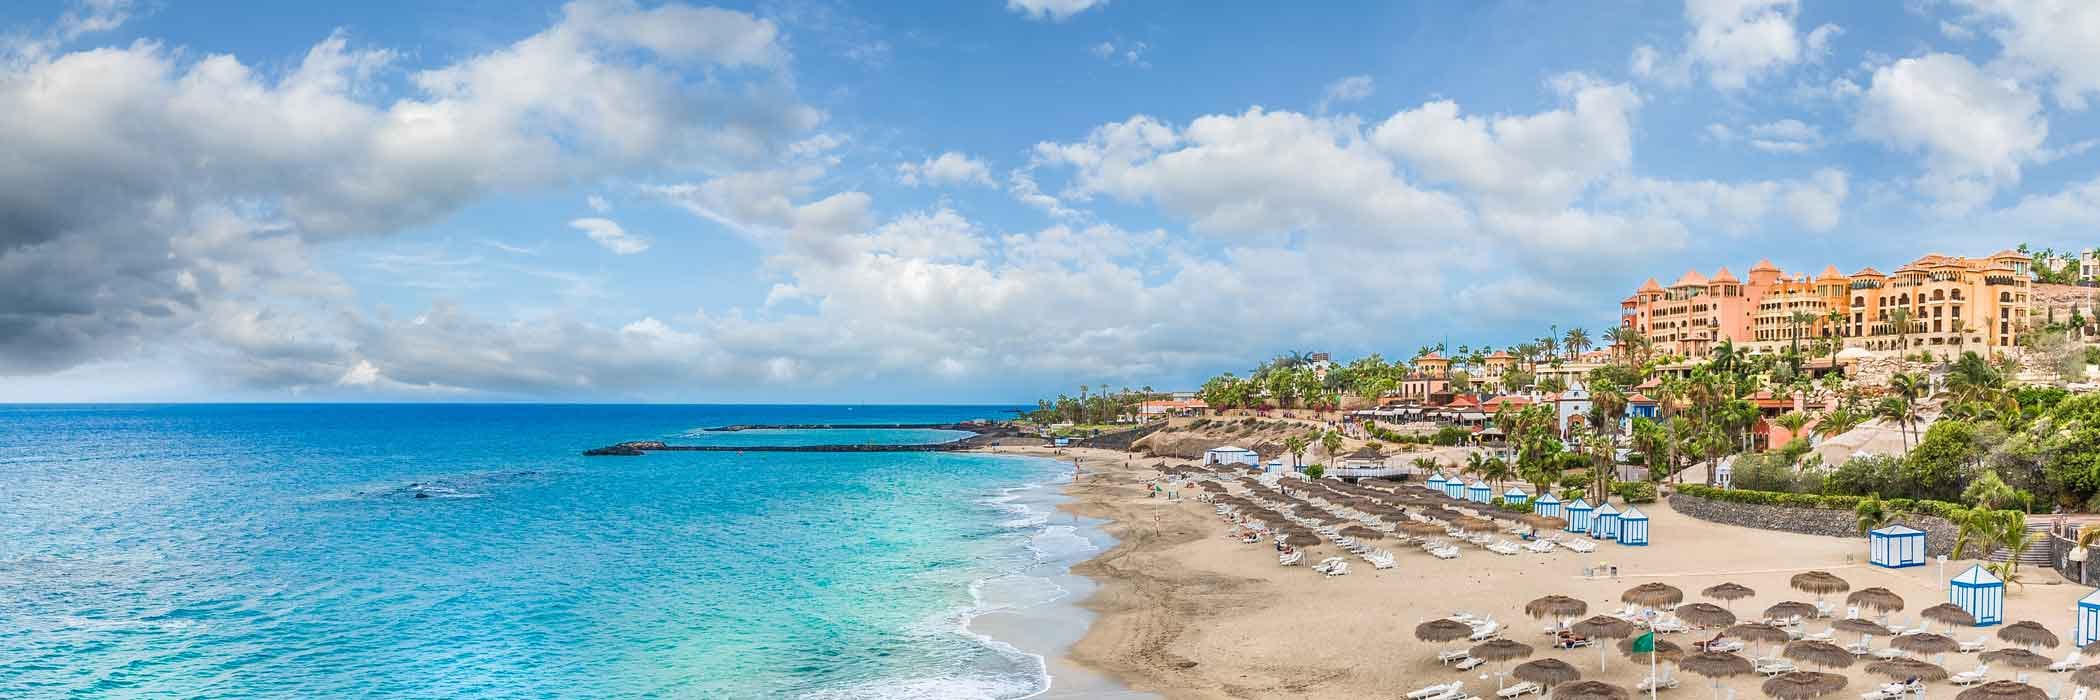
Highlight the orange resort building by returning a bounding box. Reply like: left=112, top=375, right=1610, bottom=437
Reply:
left=1620, top=251, right=2034, bottom=357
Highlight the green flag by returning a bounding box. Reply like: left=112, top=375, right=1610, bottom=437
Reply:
left=1631, top=631, right=1655, bottom=653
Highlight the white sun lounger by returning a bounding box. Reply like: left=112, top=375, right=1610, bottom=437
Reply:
left=1524, top=539, right=1555, bottom=553
left=1950, top=663, right=1990, bottom=686
left=2051, top=651, right=2083, bottom=672
left=1637, top=669, right=1680, bottom=691
left=1454, top=656, right=1485, bottom=670
left=1562, top=538, right=1597, bottom=553
left=1496, top=682, right=1542, bottom=698
left=1409, top=682, right=1463, bottom=699
left=1438, top=649, right=1472, bottom=664
left=1755, top=658, right=1796, bottom=676
left=1959, top=634, right=1989, bottom=652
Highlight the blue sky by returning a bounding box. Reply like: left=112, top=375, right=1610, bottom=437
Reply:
left=2, top=0, right=2098, bottom=402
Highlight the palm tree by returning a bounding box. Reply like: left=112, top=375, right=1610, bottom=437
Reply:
left=1854, top=496, right=1892, bottom=536
left=1774, top=411, right=1811, bottom=445
left=1284, top=435, right=1309, bottom=471
left=1321, top=429, right=1343, bottom=465
left=1411, top=456, right=1439, bottom=475
left=1788, top=310, right=1817, bottom=369
left=1564, top=327, right=1591, bottom=360
left=1603, top=326, right=1630, bottom=363
left=1825, top=307, right=1848, bottom=340
left=1887, top=372, right=1928, bottom=449
left=1875, top=397, right=1918, bottom=452
left=1887, top=307, right=1914, bottom=352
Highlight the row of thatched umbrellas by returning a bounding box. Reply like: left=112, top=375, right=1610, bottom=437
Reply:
left=1411, top=571, right=2099, bottom=700
left=1185, top=468, right=2081, bottom=699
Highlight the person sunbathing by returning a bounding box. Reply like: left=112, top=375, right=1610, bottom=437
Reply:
left=1694, top=633, right=1726, bottom=651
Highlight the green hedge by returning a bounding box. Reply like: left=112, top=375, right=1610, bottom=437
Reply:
left=1676, top=484, right=1962, bottom=516
left=1612, top=481, right=1657, bottom=504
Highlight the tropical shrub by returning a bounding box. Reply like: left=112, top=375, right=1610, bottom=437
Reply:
left=1612, top=481, right=1657, bottom=504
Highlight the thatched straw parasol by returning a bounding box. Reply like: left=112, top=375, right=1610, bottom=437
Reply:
left=1471, top=638, right=1535, bottom=662
left=2074, top=665, right=2100, bottom=689
left=1762, top=671, right=1847, bottom=699
left=1455, top=516, right=1499, bottom=533
left=1832, top=618, right=1892, bottom=636
left=1622, top=582, right=1686, bottom=608
left=1555, top=680, right=1630, bottom=700
left=1524, top=514, right=1569, bottom=530
left=1864, top=657, right=1948, bottom=682
left=1416, top=619, right=1474, bottom=643
left=1921, top=602, right=1978, bottom=628
left=1619, top=636, right=1683, bottom=662
left=1338, top=525, right=1384, bottom=540
left=1999, top=620, right=2062, bottom=649
left=1703, top=582, right=1756, bottom=607
left=1955, top=680, right=2049, bottom=700
left=1764, top=601, right=1817, bottom=622
left=1525, top=595, right=1589, bottom=621
left=1891, top=632, right=1960, bottom=655
left=1680, top=651, right=1753, bottom=700
left=1726, top=622, right=1793, bottom=644
left=1675, top=602, right=1736, bottom=628
left=1681, top=651, right=1753, bottom=677
left=1980, top=648, right=2054, bottom=669
left=1782, top=640, right=1856, bottom=670
left=1727, top=622, right=1793, bottom=658
left=1513, top=657, right=1581, bottom=688
left=1401, top=521, right=1449, bottom=537
left=1846, top=587, right=1906, bottom=615
left=1789, top=571, right=1851, bottom=601
left=1572, top=616, right=1637, bottom=671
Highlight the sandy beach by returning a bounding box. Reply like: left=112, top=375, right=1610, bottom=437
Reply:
left=997, top=444, right=2093, bottom=699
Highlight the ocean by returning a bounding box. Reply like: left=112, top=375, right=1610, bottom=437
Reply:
left=0, top=404, right=1123, bottom=699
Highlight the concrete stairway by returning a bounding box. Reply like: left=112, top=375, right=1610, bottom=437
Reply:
left=1987, top=522, right=2055, bottom=569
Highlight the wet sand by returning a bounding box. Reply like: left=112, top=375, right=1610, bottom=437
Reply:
left=1004, top=445, right=2090, bottom=699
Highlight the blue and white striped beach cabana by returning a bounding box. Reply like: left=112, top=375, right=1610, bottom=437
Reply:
left=1868, top=524, right=1927, bottom=568
left=1591, top=503, right=1621, bottom=540
left=1427, top=473, right=1448, bottom=494
left=1616, top=506, right=1648, bottom=545
left=1467, top=480, right=1492, bottom=503
left=1951, top=564, right=2004, bottom=626
left=1503, top=488, right=1529, bottom=507
left=2078, top=589, right=2100, bottom=648
left=1564, top=498, right=1594, bottom=533
left=1533, top=492, right=1561, bottom=519
left=1444, top=477, right=1465, bottom=499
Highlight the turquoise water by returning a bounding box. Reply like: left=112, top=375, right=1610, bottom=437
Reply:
left=0, top=405, right=1095, bottom=698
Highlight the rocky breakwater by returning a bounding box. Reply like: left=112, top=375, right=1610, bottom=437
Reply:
left=581, top=423, right=1031, bottom=456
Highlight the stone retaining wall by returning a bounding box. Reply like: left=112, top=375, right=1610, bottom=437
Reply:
left=1667, top=493, right=1960, bottom=557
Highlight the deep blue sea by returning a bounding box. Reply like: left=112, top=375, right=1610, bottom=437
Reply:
left=0, top=404, right=1106, bottom=699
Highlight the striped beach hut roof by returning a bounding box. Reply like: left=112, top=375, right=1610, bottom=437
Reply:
left=1534, top=492, right=1560, bottom=504
left=1870, top=524, right=1923, bottom=536
left=1565, top=498, right=1593, bottom=511
left=1619, top=506, right=1647, bottom=521
left=1953, top=563, right=2002, bottom=585
left=1504, top=487, right=1527, bottom=498
left=1469, top=480, right=1489, bottom=488
left=1593, top=503, right=1620, bottom=517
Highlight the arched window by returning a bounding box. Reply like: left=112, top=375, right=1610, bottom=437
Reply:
left=2002, top=291, right=2013, bottom=302
left=1931, top=289, right=1945, bottom=301
left=1951, top=289, right=1963, bottom=300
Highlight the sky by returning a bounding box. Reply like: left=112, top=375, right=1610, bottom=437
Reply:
left=2, top=0, right=2099, bottom=403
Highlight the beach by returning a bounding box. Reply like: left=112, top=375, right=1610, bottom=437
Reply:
left=1005, top=444, right=2093, bottom=699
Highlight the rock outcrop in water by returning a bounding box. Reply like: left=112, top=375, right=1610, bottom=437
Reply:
left=583, top=441, right=665, bottom=456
